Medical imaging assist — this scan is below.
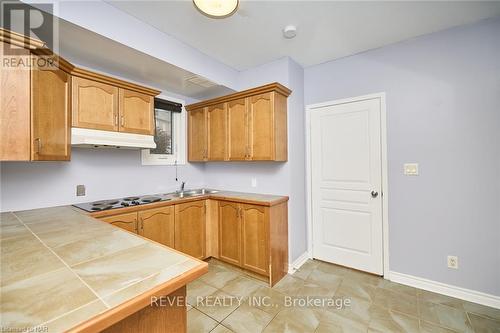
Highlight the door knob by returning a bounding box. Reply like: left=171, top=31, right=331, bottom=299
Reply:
left=371, top=191, right=379, bottom=198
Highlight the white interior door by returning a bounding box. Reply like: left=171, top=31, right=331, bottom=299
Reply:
left=311, top=98, right=383, bottom=275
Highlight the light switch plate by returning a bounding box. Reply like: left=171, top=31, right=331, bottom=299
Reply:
left=251, top=178, right=257, bottom=187
left=404, top=163, right=419, bottom=176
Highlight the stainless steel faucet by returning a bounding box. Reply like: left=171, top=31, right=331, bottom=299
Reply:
left=179, top=181, right=186, bottom=192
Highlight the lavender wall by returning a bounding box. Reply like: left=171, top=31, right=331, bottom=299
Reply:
left=304, top=18, right=500, bottom=296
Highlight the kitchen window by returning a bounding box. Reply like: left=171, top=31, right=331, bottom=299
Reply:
left=141, top=97, right=186, bottom=165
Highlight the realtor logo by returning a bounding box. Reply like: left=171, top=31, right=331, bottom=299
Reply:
left=1, top=1, right=59, bottom=69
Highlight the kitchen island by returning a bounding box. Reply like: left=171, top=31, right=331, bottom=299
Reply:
left=0, top=207, right=207, bottom=333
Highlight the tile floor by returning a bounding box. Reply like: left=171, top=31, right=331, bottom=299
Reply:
left=187, top=259, right=500, bottom=333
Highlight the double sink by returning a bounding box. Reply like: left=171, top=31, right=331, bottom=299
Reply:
left=169, top=188, right=219, bottom=198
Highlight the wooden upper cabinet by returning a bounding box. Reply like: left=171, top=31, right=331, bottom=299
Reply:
left=138, top=206, right=174, bottom=248
left=207, top=103, right=227, bottom=161
left=248, top=93, right=274, bottom=161
left=186, top=83, right=290, bottom=162
left=1, top=41, right=72, bottom=162
left=31, top=65, right=71, bottom=161
left=218, top=201, right=241, bottom=266
left=100, top=212, right=138, bottom=233
left=227, top=98, right=248, bottom=161
left=72, top=76, right=118, bottom=131
left=241, top=204, right=269, bottom=276
left=0, top=42, right=31, bottom=161
left=119, top=89, right=154, bottom=135
left=174, top=200, right=206, bottom=259
left=188, top=107, right=208, bottom=161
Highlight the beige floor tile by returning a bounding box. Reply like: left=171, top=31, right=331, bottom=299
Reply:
left=315, top=261, right=353, bottom=277
left=304, top=268, right=343, bottom=293
left=373, top=287, right=419, bottom=316
left=196, top=289, right=241, bottom=322
left=346, top=269, right=383, bottom=287
left=368, top=306, right=420, bottom=333
left=378, top=279, right=419, bottom=297
left=291, top=259, right=320, bottom=280
left=272, top=274, right=305, bottom=296
left=296, top=280, right=337, bottom=299
left=418, top=290, right=465, bottom=309
left=335, top=279, right=377, bottom=303
left=323, top=296, right=373, bottom=326
left=467, top=313, right=500, bottom=333
left=315, top=319, right=367, bottom=333
left=247, top=286, right=287, bottom=316
left=188, top=308, right=218, bottom=333
left=420, top=320, right=461, bottom=333
left=0, top=267, right=99, bottom=329
left=419, top=300, right=473, bottom=333
left=320, top=307, right=370, bottom=332
left=212, top=324, right=234, bottom=333
left=222, top=276, right=266, bottom=298
left=200, top=265, right=242, bottom=289
left=463, top=302, right=500, bottom=321
left=263, top=308, right=322, bottom=333
left=187, top=279, right=219, bottom=306
left=222, top=303, right=273, bottom=333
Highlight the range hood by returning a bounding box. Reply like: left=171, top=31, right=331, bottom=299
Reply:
left=71, top=128, right=156, bottom=149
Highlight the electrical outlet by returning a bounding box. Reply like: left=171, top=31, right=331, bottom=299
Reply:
left=76, top=185, right=86, bottom=196
left=251, top=178, right=257, bottom=187
left=447, top=256, right=458, bottom=269
left=404, top=163, right=419, bottom=176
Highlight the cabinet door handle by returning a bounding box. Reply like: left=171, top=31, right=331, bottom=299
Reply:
left=114, top=114, right=118, bottom=126
left=120, top=115, right=125, bottom=126
left=34, top=138, right=42, bottom=153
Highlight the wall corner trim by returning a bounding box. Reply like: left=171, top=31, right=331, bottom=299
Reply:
left=390, top=271, right=500, bottom=309
left=288, top=251, right=311, bottom=274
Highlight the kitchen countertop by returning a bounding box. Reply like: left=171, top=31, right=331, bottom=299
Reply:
left=82, top=190, right=289, bottom=218
left=0, top=206, right=207, bottom=332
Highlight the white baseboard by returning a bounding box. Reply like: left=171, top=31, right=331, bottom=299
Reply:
left=288, top=252, right=311, bottom=274
left=390, top=271, right=500, bottom=309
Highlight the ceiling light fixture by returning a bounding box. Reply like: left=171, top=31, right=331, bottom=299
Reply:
left=193, top=0, right=239, bottom=19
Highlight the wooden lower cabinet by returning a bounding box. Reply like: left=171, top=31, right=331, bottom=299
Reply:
left=138, top=206, right=174, bottom=248
left=174, top=201, right=206, bottom=260
left=218, top=201, right=241, bottom=266
left=100, top=212, right=138, bottom=233
left=217, top=201, right=283, bottom=280
left=241, top=204, right=269, bottom=276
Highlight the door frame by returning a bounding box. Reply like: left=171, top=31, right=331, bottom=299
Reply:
left=305, top=92, right=390, bottom=278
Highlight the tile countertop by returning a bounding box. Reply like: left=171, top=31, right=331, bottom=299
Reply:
left=0, top=207, right=207, bottom=332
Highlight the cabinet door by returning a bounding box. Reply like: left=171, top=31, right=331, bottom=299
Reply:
left=72, top=76, right=118, bottom=131
left=0, top=43, right=30, bottom=161
left=100, top=212, right=138, bottom=233
left=174, top=201, right=206, bottom=259
left=227, top=98, right=248, bottom=161
left=207, top=103, right=227, bottom=161
left=241, top=204, right=269, bottom=276
left=188, top=108, right=207, bottom=161
left=31, top=64, right=71, bottom=161
left=138, top=206, right=174, bottom=247
left=218, top=201, right=241, bottom=266
left=248, top=92, right=274, bottom=160
left=119, top=88, right=154, bottom=135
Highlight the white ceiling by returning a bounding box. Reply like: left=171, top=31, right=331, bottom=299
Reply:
left=108, top=0, right=500, bottom=70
